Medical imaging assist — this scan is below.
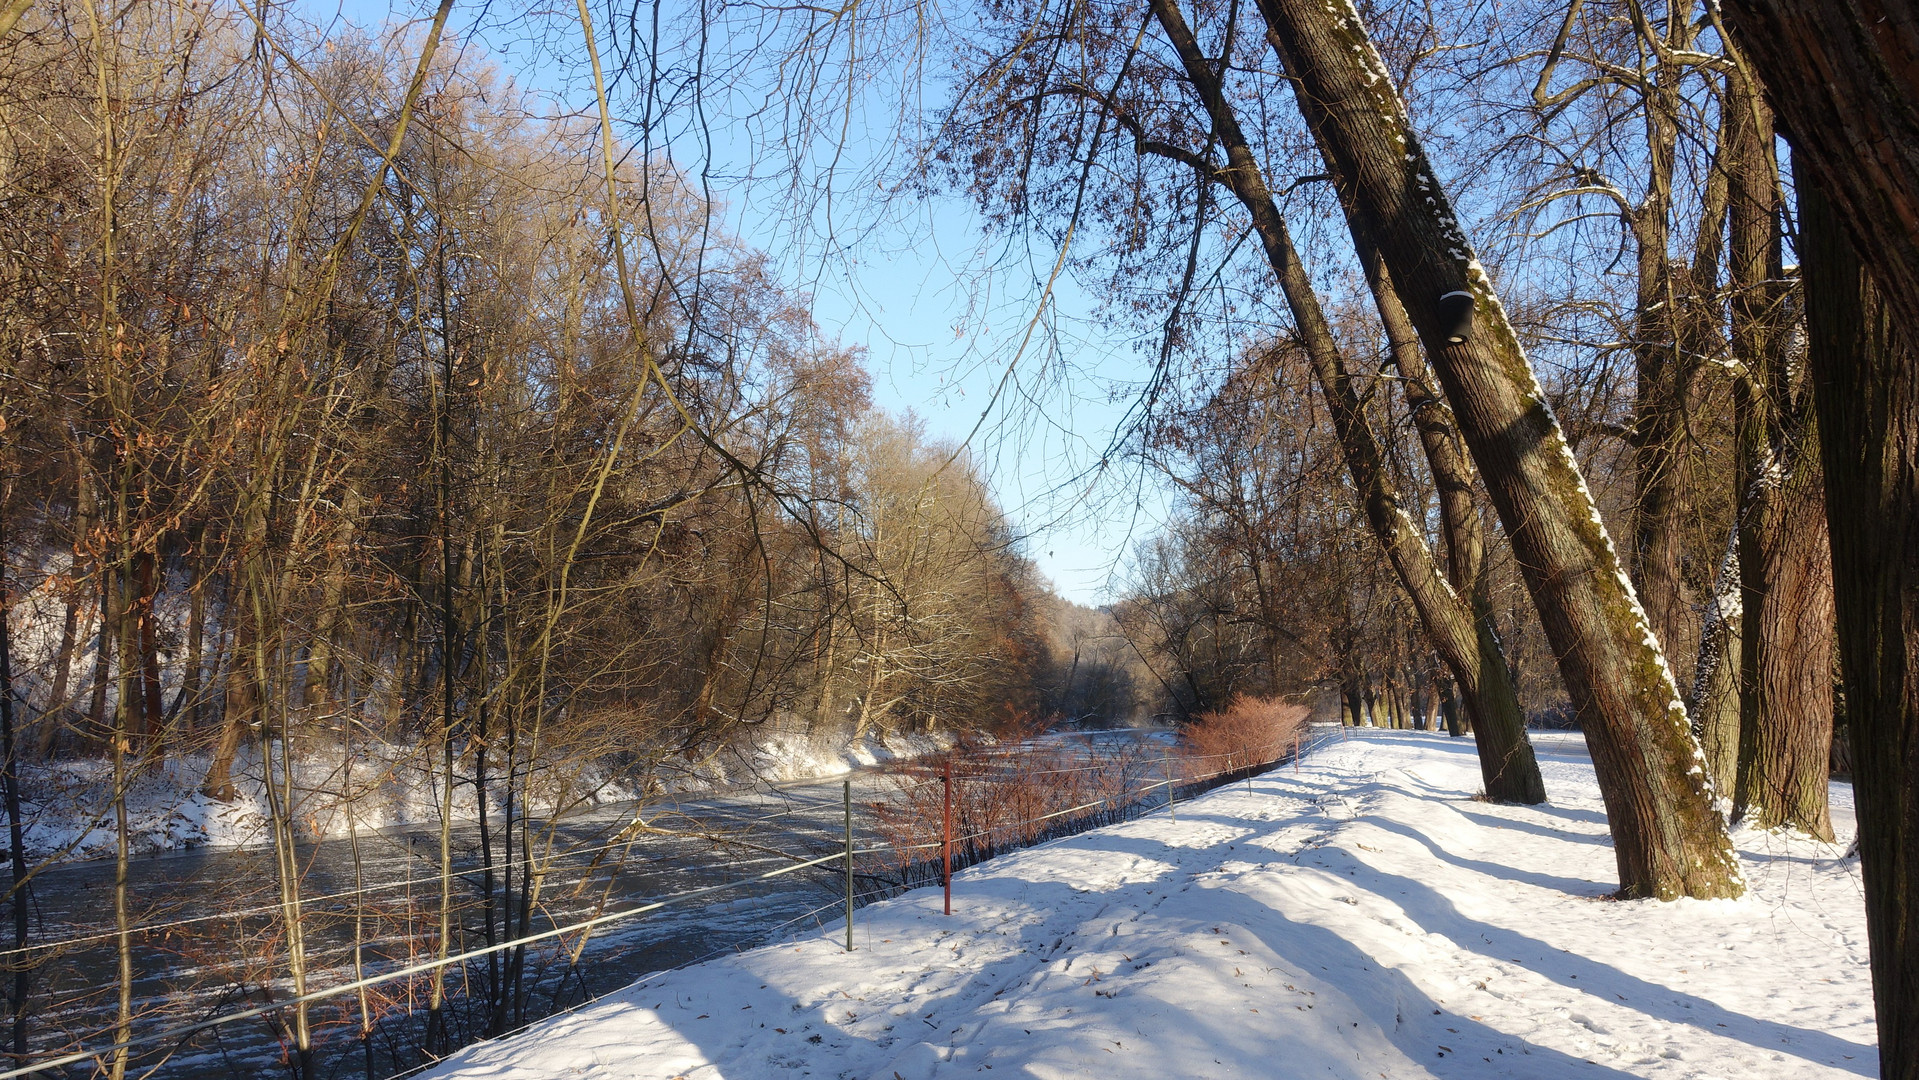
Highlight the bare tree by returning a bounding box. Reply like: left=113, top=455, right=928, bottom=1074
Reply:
left=1251, top=0, right=1740, bottom=897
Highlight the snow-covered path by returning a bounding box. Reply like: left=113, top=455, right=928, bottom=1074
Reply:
left=422, top=730, right=1875, bottom=1080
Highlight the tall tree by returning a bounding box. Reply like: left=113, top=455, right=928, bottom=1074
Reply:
left=1721, top=6, right=1919, bottom=1071
left=1723, top=64, right=1834, bottom=838
left=1140, top=0, right=1542, bottom=801
left=1801, top=168, right=1919, bottom=1080
left=1253, top=0, right=1741, bottom=897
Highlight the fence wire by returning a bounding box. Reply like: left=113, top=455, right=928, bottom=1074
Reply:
left=0, top=728, right=1331, bottom=1080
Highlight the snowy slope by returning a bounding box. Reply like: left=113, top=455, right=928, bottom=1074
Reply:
left=421, top=729, right=1875, bottom=1080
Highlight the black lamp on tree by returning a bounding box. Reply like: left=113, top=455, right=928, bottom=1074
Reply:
left=1438, top=290, right=1475, bottom=344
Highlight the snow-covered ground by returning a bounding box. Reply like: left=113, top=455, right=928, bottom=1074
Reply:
left=420, top=728, right=1876, bottom=1080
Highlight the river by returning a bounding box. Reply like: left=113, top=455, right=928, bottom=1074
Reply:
left=8, top=771, right=887, bottom=1080
left=7, top=729, right=1192, bottom=1080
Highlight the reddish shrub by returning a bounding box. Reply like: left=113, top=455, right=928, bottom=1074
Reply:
left=866, top=736, right=1158, bottom=883
left=1183, top=696, right=1309, bottom=777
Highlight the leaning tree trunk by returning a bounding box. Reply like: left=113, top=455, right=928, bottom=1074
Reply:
left=1354, top=233, right=1543, bottom=795
left=1254, top=0, right=1740, bottom=898
left=1800, top=168, right=1919, bottom=1080
left=1146, top=0, right=1543, bottom=801
left=1726, top=67, right=1835, bottom=839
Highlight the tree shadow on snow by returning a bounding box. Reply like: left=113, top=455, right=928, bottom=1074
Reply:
left=1360, top=815, right=1612, bottom=896
left=1064, top=797, right=1872, bottom=1078
left=1447, top=805, right=1612, bottom=847
left=1008, top=828, right=1652, bottom=1079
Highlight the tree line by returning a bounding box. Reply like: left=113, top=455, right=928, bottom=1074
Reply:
left=906, top=0, right=1917, bottom=1068
left=0, top=4, right=1084, bottom=1072
left=5, top=0, right=1919, bottom=1076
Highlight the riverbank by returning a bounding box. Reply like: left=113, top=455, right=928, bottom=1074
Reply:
left=11, top=726, right=950, bottom=863
left=421, top=728, right=1875, bottom=1080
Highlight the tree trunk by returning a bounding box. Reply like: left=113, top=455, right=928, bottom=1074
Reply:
left=1726, top=67, right=1835, bottom=838
left=0, top=488, right=32, bottom=1061
left=39, top=591, right=80, bottom=760
left=202, top=584, right=252, bottom=802
left=1722, top=0, right=1919, bottom=357
left=1690, top=537, right=1742, bottom=796
left=1146, top=0, right=1543, bottom=801
left=1361, top=249, right=1544, bottom=778
left=1439, top=679, right=1464, bottom=737
left=173, top=529, right=207, bottom=737
left=1254, top=0, right=1740, bottom=897
left=86, top=567, right=113, bottom=747
left=305, top=487, right=361, bottom=710
left=132, top=549, right=164, bottom=752
left=1800, top=168, right=1919, bottom=1077
left=1734, top=447, right=1836, bottom=838
left=41, top=574, right=86, bottom=757
left=1625, top=55, right=1701, bottom=673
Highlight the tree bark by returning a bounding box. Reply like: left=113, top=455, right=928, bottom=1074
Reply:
left=1726, top=69, right=1836, bottom=839
left=1800, top=168, right=1919, bottom=1078
left=1254, top=0, right=1740, bottom=898
left=1734, top=446, right=1836, bottom=838
left=1721, top=0, right=1919, bottom=357
left=1690, top=537, right=1742, bottom=795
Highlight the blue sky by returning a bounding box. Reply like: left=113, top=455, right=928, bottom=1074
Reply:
left=295, top=0, right=1174, bottom=606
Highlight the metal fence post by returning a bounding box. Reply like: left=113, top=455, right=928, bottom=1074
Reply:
left=843, top=779, right=854, bottom=952
left=1165, top=750, right=1175, bottom=823
left=942, top=756, right=953, bottom=916
left=1294, top=730, right=1301, bottom=774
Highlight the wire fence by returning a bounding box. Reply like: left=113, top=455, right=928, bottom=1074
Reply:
left=0, top=723, right=1333, bottom=1080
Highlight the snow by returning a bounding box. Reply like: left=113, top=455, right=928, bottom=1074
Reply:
left=419, top=729, right=1875, bottom=1080
left=8, top=727, right=949, bottom=863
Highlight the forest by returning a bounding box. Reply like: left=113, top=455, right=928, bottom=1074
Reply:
left=2, top=0, right=1918, bottom=1076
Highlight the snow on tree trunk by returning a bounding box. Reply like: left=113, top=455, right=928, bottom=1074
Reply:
left=1688, top=537, right=1742, bottom=797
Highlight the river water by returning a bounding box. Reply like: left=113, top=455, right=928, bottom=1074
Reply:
left=9, top=772, right=889, bottom=1080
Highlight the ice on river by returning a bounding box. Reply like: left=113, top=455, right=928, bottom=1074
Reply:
left=421, top=729, right=1876, bottom=1080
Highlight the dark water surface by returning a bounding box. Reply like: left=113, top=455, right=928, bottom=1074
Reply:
left=7, top=773, right=884, bottom=1080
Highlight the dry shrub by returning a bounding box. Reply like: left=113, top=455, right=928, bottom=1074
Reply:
left=1183, top=696, right=1309, bottom=777
left=864, top=702, right=1307, bottom=893
left=866, top=737, right=1157, bottom=887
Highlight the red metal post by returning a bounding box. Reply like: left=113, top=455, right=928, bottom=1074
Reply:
left=942, top=756, right=953, bottom=916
